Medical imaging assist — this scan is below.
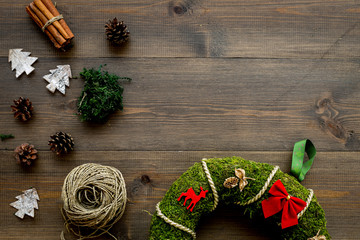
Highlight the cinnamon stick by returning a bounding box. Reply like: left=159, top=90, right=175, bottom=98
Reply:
left=26, top=6, right=61, bottom=48
left=40, top=0, right=74, bottom=39
left=29, top=3, right=67, bottom=46
left=33, top=0, right=69, bottom=40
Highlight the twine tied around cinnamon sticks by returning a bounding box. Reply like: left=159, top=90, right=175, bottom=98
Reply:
left=42, top=14, right=63, bottom=32
left=26, top=0, right=74, bottom=49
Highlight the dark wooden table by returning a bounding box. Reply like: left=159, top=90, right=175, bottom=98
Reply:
left=1, top=0, right=360, bottom=239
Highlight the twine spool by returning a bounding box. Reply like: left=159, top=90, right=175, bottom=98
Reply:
left=61, top=163, right=127, bottom=239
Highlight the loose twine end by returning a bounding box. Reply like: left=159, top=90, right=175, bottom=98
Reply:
left=142, top=209, right=153, bottom=217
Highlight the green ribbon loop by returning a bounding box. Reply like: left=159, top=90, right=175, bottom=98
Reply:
left=291, top=139, right=316, bottom=181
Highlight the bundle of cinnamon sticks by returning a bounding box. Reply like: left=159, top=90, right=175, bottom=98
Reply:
left=26, top=0, right=74, bottom=49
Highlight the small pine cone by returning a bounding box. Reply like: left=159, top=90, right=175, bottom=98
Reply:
left=14, top=143, right=38, bottom=166
left=49, top=132, right=74, bottom=155
left=105, top=18, right=130, bottom=45
left=11, top=97, right=34, bottom=121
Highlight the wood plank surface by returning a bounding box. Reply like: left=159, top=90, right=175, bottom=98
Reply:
left=0, top=151, right=359, bottom=240
left=0, top=0, right=360, bottom=58
left=1, top=0, right=359, bottom=239
left=1, top=57, right=360, bottom=152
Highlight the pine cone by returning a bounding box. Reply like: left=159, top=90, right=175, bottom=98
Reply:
left=11, top=97, right=34, bottom=121
left=14, top=143, right=38, bottom=166
left=48, top=132, right=74, bottom=155
left=105, top=18, right=130, bottom=45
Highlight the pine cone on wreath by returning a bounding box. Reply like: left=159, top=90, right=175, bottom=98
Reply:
left=14, top=143, right=38, bottom=166
left=105, top=18, right=130, bottom=45
left=11, top=97, right=34, bottom=121
left=48, top=132, right=74, bottom=155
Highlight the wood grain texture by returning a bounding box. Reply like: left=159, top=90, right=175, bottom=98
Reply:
left=1, top=0, right=360, bottom=239
left=0, top=0, right=359, bottom=58
left=0, top=151, right=359, bottom=240
left=1, top=57, right=360, bottom=151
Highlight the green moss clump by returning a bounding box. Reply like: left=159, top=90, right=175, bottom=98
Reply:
left=0, top=134, right=14, bottom=141
left=77, top=66, right=131, bottom=122
left=149, top=157, right=330, bottom=240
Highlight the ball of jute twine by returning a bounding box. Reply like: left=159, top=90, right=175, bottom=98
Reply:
left=61, top=163, right=127, bottom=240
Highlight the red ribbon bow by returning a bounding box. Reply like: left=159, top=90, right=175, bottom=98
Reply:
left=261, top=179, right=307, bottom=229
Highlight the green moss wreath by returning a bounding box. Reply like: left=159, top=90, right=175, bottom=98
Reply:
left=150, top=157, right=330, bottom=240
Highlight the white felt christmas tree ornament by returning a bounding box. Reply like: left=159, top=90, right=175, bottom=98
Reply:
left=8, top=49, right=38, bottom=78
left=43, top=65, right=72, bottom=95
left=10, top=188, right=40, bottom=219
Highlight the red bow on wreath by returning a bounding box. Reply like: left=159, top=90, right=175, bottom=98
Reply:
left=261, top=180, right=306, bottom=229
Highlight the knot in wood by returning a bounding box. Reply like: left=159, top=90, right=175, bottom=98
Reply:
left=141, top=175, right=151, bottom=184
left=173, top=4, right=187, bottom=15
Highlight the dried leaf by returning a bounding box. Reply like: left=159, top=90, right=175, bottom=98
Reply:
left=239, top=179, right=249, bottom=192
left=10, top=188, right=40, bottom=219
left=43, top=65, right=72, bottom=95
left=235, top=168, right=246, bottom=179
left=8, top=49, right=38, bottom=78
left=235, top=168, right=255, bottom=191
left=223, top=177, right=239, bottom=188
